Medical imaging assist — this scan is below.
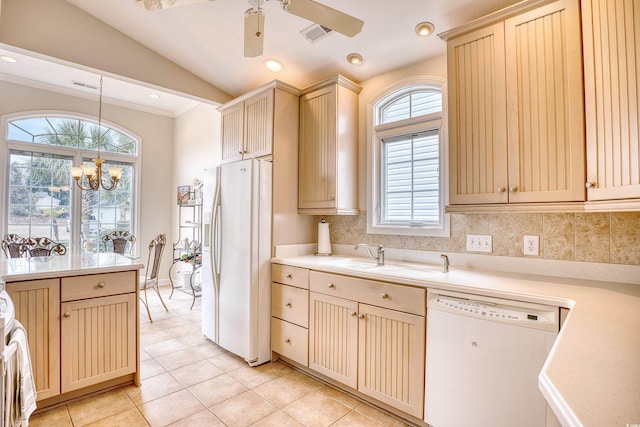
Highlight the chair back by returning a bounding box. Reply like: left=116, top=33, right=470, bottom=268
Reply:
left=102, top=230, right=136, bottom=255
left=146, top=234, right=166, bottom=282
left=1, top=234, right=25, bottom=258
left=22, top=237, right=67, bottom=257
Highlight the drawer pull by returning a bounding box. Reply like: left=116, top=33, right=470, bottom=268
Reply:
left=381, top=293, right=388, bottom=299
left=98, top=282, right=105, bottom=288
left=285, top=274, right=293, bottom=279
left=64, top=312, right=71, bottom=318
left=285, top=338, right=291, bottom=344
left=285, top=302, right=292, bottom=308
left=327, top=283, right=335, bottom=289
left=358, top=313, right=365, bottom=319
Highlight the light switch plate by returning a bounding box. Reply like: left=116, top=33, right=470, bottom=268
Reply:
left=524, top=235, right=539, bottom=256
left=466, top=234, right=492, bottom=253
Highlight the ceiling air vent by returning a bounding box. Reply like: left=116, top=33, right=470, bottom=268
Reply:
left=300, top=23, right=333, bottom=43
left=72, top=80, right=98, bottom=90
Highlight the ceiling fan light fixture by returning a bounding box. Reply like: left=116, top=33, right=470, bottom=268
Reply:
left=347, top=53, right=363, bottom=66
left=264, top=59, right=284, bottom=72
left=415, top=22, right=435, bottom=37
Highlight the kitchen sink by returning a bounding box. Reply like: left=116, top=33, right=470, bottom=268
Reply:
left=320, top=257, right=444, bottom=279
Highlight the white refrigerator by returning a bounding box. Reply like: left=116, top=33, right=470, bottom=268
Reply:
left=201, top=158, right=272, bottom=366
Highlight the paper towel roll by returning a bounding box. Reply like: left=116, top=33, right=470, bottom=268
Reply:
left=317, top=221, right=332, bottom=255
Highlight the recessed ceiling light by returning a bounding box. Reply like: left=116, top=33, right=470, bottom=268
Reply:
left=1, top=55, right=17, bottom=63
left=346, top=53, right=363, bottom=66
left=148, top=93, right=160, bottom=99
left=415, top=22, right=435, bottom=37
left=264, top=59, right=283, bottom=72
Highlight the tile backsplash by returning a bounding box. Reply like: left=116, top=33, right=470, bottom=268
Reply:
left=327, top=212, right=640, bottom=266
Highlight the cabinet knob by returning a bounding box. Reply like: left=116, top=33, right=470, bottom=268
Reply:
left=381, top=293, right=388, bottom=299
left=285, top=338, right=291, bottom=344
left=285, top=274, right=292, bottom=279
left=497, top=186, right=506, bottom=193
left=238, top=150, right=243, bottom=154
left=509, top=186, right=518, bottom=193
left=327, top=283, right=335, bottom=289
left=285, top=302, right=292, bottom=308
left=329, top=196, right=336, bottom=201
left=64, top=312, right=71, bottom=318
left=585, top=182, right=595, bottom=189
left=98, top=282, right=105, bottom=288
left=350, top=311, right=357, bottom=316
left=358, top=313, right=365, bottom=319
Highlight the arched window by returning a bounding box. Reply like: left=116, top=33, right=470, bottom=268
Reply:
left=368, top=80, right=449, bottom=237
left=4, top=113, right=139, bottom=254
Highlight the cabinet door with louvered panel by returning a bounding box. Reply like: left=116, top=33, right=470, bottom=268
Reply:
left=243, top=89, right=274, bottom=159
left=220, top=102, right=244, bottom=163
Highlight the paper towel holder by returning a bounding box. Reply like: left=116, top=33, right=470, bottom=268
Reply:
left=315, top=218, right=332, bottom=256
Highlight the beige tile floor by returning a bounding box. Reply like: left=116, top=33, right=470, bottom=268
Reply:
left=29, top=286, right=412, bottom=427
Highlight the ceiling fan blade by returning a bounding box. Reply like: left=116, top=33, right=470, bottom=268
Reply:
left=244, top=9, right=265, bottom=58
left=282, top=0, right=363, bottom=37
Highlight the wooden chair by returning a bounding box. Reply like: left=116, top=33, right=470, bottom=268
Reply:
left=1, top=234, right=26, bottom=258
left=139, top=234, right=168, bottom=322
left=21, top=237, right=67, bottom=257
left=102, top=230, right=136, bottom=255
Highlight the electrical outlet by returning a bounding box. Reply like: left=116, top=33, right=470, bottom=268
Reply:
left=524, top=235, right=539, bottom=256
left=466, top=234, right=493, bottom=253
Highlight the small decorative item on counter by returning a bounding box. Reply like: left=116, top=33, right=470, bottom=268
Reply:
left=316, top=218, right=332, bottom=256
left=177, top=185, right=190, bottom=205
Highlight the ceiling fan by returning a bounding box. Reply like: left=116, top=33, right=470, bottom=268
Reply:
left=135, top=0, right=364, bottom=58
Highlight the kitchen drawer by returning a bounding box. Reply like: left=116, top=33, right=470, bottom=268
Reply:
left=271, top=317, right=308, bottom=366
left=61, top=271, right=136, bottom=302
left=272, top=264, right=309, bottom=289
left=309, top=271, right=425, bottom=316
left=272, top=283, right=308, bottom=328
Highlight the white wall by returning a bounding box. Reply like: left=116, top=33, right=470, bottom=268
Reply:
left=0, top=80, right=176, bottom=279
left=172, top=103, right=221, bottom=251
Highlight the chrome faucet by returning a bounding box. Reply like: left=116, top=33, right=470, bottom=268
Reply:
left=355, top=243, right=385, bottom=266
left=440, top=254, right=449, bottom=273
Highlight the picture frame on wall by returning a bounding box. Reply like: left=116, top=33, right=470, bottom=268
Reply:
left=177, top=185, right=190, bottom=205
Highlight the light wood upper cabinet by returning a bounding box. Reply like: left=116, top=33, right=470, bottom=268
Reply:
left=219, top=81, right=299, bottom=163
left=6, top=278, right=60, bottom=401
left=298, top=76, right=361, bottom=215
left=447, top=23, right=508, bottom=205
left=582, top=0, right=640, bottom=205
left=445, top=0, right=585, bottom=206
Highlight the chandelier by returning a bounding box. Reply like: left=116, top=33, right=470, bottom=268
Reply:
left=69, top=76, right=122, bottom=191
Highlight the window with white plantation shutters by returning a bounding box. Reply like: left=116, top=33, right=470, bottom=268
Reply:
left=368, top=82, right=449, bottom=237
left=382, top=130, right=440, bottom=225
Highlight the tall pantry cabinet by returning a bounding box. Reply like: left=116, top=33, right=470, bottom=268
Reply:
left=442, top=0, right=585, bottom=207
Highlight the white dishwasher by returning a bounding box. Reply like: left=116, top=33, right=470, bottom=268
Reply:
left=425, top=289, right=559, bottom=427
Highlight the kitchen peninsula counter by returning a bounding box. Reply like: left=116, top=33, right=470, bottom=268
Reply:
left=0, top=253, right=143, bottom=283
left=272, top=251, right=640, bottom=427
left=1, top=253, right=144, bottom=408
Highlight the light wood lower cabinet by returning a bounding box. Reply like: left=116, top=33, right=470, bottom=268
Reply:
left=308, top=271, right=426, bottom=419
left=5, top=270, right=138, bottom=402
left=61, top=293, right=136, bottom=393
left=6, top=278, right=61, bottom=400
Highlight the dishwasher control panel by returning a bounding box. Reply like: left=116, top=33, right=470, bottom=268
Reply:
left=428, top=290, right=559, bottom=332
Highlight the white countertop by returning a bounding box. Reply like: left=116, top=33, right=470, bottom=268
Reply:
left=0, top=253, right=144, bottom=282
left=272, top=253, right=640, bottom=427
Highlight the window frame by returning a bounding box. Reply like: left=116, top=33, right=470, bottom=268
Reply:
left=1, top=111, right=141, bottom=255
left=366, top=78, right=450, bottom=237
